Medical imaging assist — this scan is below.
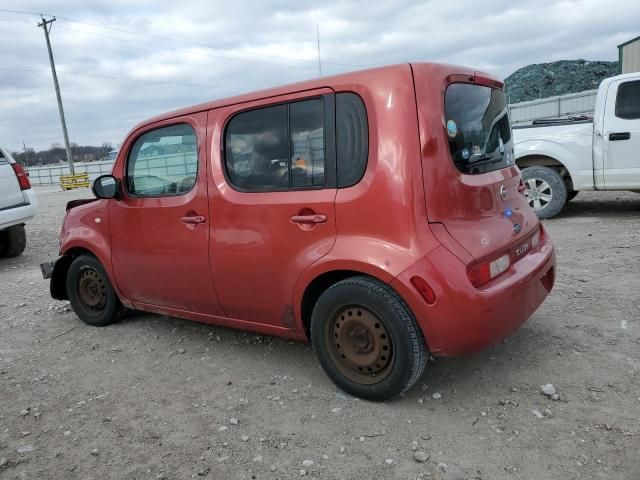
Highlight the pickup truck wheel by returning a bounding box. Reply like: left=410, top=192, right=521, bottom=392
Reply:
left=0, top=225, right=26, bottom=258
left=310, top=276, right=428, bottom=401
left=66, top=254, right=123, bottom=327
left=522, top=166, right=567, bottom=219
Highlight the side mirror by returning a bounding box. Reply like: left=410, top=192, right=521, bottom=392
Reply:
left=92, top=174, right=120, bottom=199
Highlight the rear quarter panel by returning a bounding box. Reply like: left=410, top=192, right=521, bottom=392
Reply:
left=292, top=65, right=440, bottom=331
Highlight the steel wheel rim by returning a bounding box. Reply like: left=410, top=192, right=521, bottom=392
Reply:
left=326, top=305, right=393, bottom=385
left=77, top=268, right=107, bottom=311
left=525, top=178, right=553, bottom=211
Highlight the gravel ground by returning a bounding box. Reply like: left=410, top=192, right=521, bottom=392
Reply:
left=1, top=187, right=639, bottom=480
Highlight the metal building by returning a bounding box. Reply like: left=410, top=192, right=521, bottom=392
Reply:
left=618, top=35, right=640, bottom=74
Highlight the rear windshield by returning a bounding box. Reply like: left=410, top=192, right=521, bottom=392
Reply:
left=444, top=83, right=513, bottom=174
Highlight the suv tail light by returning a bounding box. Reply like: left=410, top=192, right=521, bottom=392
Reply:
left=11, top=163, right=31, bottom=190
left=467, top=254, right=510, bottom=288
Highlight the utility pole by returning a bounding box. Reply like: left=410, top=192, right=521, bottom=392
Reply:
left=38, top=16, right=74, bottom=175
left=22, top=141, right=30, bottom=169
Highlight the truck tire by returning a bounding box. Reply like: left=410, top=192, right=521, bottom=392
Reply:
left=521, top=166, right=567, bottom=219
left=0, top=225, right=27, bottom=258
left=310, top=276, right=428, bottom=401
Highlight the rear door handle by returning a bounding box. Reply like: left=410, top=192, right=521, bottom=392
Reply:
left=180, top=215, right=206, bottom=224
left=609, top=132, right=630, bottom=141
left=290, top=214, right=327, bottom=224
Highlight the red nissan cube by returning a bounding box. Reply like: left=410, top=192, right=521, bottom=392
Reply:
left=41, top=63, right=555, bottom=401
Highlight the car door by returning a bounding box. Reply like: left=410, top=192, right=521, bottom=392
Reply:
left=208, top=90, right=337, bottom=327
left=109, top=114, right=223, bottom=315
left=603, top=78, right=640, bottom=189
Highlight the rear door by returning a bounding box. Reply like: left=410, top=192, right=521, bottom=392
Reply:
left=0, top=149, right=25, bottom=210
left=413, top=67, right=538, bottom=263
left=208, top=90, right=337, bottom=327
left=602, top=78, right=640, bottom=188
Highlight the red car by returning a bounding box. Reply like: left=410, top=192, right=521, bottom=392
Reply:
left=41, top=63, right=555, bottom=401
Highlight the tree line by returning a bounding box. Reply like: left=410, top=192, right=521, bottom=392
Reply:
left=12, top=142, right=114, bottom=167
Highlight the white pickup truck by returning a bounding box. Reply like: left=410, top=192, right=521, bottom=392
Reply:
left=0, top=146, right=38, bottom=257
left=513, top=71, right=640, bottom=218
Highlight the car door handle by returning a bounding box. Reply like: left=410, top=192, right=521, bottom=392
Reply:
left=180, top=215, right=206, bottom=224
left=290, top=214, right=327, bottom=224
left=609, top=132, right=630, bottom=141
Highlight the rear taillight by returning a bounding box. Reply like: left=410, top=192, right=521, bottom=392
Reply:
left=11, top=163, right=31, bottom=190
left=467, top=254, right=510, bottom=288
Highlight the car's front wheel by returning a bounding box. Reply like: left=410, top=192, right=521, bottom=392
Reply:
left=66, top=254, right=124, bottom=327
left=0, top=225, right=27, bottom=258
left=310, top=276, right=428, bottom=401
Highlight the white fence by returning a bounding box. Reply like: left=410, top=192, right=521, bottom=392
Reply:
left=26, top=160, right=114, bottom=186
left=509, top=90, right=597, bottom=124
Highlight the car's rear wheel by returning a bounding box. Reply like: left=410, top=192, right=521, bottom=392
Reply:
left=0, top=225, right=27, bottom=258
left=310, top=276, right=427, bottom=401
left=522, top=166, right=568, bottom=219
left=66, top=254, right=123, bottom=327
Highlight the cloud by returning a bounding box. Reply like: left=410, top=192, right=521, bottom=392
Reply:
left=0, top=0, right=637, bottom=152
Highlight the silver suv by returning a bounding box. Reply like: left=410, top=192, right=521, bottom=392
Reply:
left=0, top=146, right=38, bottom=257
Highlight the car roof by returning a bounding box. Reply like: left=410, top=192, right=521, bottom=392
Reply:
left=129, top=62, right=487, bottom=133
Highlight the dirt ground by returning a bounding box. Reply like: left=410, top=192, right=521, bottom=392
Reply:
left=1, top=187, right=639, bottom=480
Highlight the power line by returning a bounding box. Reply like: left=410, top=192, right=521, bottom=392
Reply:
left=54, top=25, right=320, bottom=71
left=0, top=66, right=246, bottom=90
left=0, top=8, right=370, bottom=70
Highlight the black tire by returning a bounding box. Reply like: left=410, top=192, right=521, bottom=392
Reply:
left=310, top=276, right=428, bottom=401
left=0, top=225, right=27, bottom=258
left=567, top=190, right=579, bottom=202
left=66, top=254, right=123, bottom=327
left=521, top=166, right=568, bottom=219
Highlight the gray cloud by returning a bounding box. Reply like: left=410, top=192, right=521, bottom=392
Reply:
left=0, top=0, right=637, bottom=152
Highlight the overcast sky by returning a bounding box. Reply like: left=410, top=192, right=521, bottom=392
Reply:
left=0, top=0, right=638, bottom=153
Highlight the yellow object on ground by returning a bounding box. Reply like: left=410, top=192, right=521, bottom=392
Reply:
left=60, top=173, right=90, bottom=190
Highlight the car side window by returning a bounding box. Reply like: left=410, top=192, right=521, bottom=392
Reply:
left=615, top=80, right=640, bottom=120
left=291, top=99, right=325, bottom=188
left=224, top=99, right=325, bottom=192
left=336, top=93, right=368, bottom=188
left=127, top=124, right=198, bottom=197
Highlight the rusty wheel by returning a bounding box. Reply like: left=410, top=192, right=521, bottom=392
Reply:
left=76, top=268, right=108, bottom=311
left=328, top=306, right=393, bottom=384
left=311, top=276, right=428, bottom=401
left=66, top=254, right=123, bottom=326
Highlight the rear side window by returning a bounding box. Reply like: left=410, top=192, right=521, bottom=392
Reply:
left=444, top=83, right=514, bottom=175
left=615, top=80, right=640, bottom=119
left=224, top=99, right=325, bottom=192
left=127, top=124, right=198, bottom=197
left=336, top=93, right=368, bottom=187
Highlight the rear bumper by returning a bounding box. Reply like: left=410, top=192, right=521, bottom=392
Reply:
left=391, top=232, right=555, bottom=356
left=0, top=189, right=37, bottom=230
